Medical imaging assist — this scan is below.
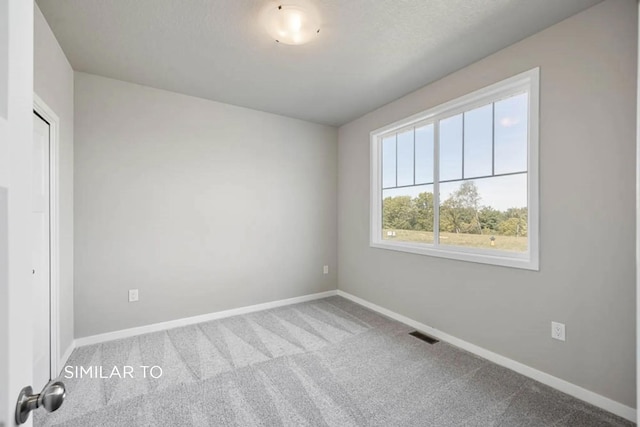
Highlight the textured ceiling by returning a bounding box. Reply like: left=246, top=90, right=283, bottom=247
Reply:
left=36, top=0, right=602, bottom=126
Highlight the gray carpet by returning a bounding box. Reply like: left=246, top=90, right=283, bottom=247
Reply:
left=36, top=296, right=632, bottom=426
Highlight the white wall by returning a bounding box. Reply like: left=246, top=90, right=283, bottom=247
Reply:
left=338, top=0, right=637, bottom=408
left=34, top=4, right=74, bottom=368
left=74, top=72, right=338, bottom=338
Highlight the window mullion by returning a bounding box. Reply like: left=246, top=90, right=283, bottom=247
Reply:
left=412, top=127, right=416, bottom=186
left=491, top=102, right=495, bottom=176
left=461, top=113, right=465, bottom=180
left=394, top=134, right=398, bottom=187
left=433, top=120, right=440, bottom=247
left=379, top=136, right=384, bottom=237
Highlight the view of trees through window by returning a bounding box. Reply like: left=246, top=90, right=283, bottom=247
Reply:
left=382, top=180, right=528, bottom=252
left=381, top=92, right=529, bottom=253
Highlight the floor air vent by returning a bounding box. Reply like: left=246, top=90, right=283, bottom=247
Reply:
left=409, top=331, right=439, bottom=344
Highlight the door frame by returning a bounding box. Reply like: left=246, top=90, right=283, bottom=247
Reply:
left=636, top=0, right=639, bottom=417
left=33, top=93, right=61, bottom=379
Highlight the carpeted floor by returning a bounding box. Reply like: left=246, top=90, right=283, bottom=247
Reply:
left=36, top=296, right=632, bottom=426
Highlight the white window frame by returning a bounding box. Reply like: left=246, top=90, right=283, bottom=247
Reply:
left=370, top=68, right=539, bottom=270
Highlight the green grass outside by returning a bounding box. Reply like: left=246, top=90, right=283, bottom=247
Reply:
left=383, top=229, right=527, bottom=253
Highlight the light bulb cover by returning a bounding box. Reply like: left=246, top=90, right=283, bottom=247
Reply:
left=262, top=4, right=320, bottom=45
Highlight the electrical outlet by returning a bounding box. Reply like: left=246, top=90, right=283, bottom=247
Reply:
left=323, top=265, right=329, bottom=275
left=129, top=289, right=139, bottom=302
left=551, top=321, right=565, bottom=341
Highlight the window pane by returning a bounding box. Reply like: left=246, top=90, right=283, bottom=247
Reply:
left=464, top=104, right=493, bottom=178
left=396, top=129, right=414, bottom=187
left=382, top=135, right=396, bottom=188
left=439, top=114, right=463, bottom=181
left=382, top=185, right=434, bottom=244
left=438, top=174, right=527, bottom=252
left=495, top=93, right=528, bottom=174
left=415, top=124, right=434, bottom=184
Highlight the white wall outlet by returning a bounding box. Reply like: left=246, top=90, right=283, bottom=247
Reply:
left=323, top=265, right=329, bottom=275
left=551, top=321, right=565, bottom=341
left=128, top=289, right=139, bottom=302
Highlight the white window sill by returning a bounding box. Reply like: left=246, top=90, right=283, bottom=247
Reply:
left=370, top=240, right=539, bottom=271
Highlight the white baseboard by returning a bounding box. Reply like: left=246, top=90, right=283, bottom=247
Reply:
left=336, top=290, right=636, bottom=423
left=58, top=340, right=76, bottom=376
left=74, top=290, right=338, bottom=348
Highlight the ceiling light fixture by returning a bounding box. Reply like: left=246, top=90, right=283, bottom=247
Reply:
left=262, top=4, right=320, bottom=45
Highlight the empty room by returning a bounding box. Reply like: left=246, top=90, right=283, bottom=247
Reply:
left=1, top=0, right=639, bottom=425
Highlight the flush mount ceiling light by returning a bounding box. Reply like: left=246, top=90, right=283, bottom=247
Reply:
left=262, top=4, right=320, bottom=45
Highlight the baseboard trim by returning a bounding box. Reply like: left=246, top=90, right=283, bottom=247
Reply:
left=58, top=340, right=76, bottom=376
left=75, top=290, right=338, bottom=348
left=336, top=290, right=636, bottom=423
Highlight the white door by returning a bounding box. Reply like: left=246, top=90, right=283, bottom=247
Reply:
left=32, top=113, right=51, bottom=392
left=1, top=1, right=37, bottom=425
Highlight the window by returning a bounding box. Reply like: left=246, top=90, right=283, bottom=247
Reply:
left=370, top=68, right=539, bottom=270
